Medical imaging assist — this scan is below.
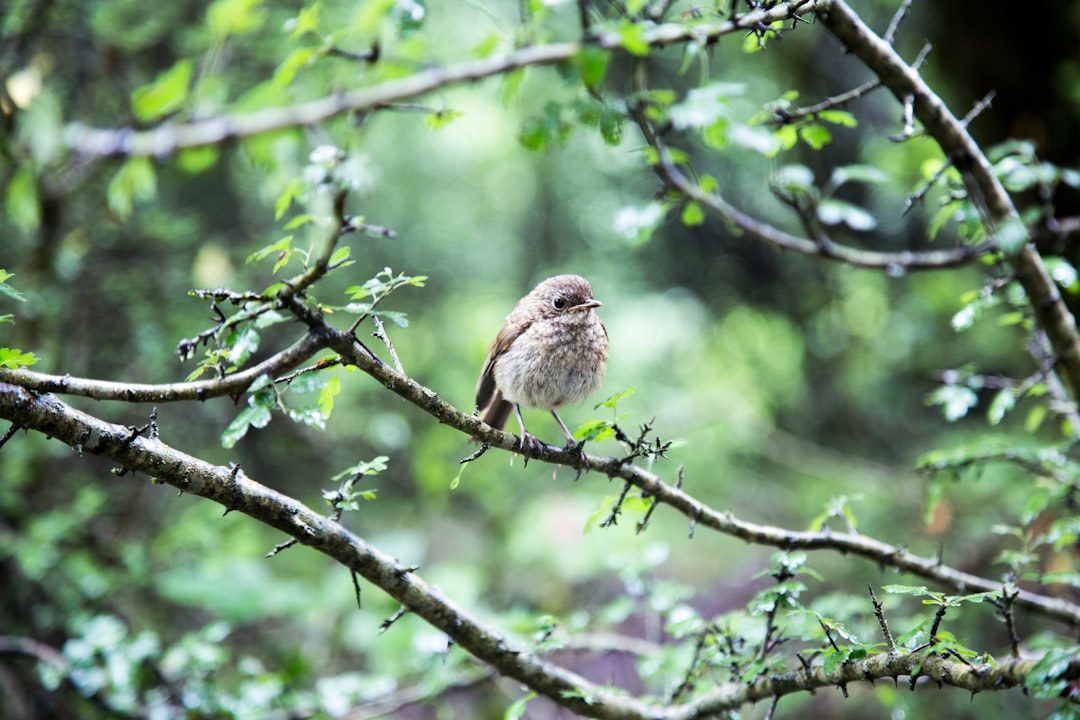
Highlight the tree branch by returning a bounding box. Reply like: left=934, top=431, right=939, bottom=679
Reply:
left=627, top=68, right=991, bottom=271
left=1, top=382, right=1073, bottom=718
left=0, top=331, right=327, bottom=402
left=316, top=326, right=1080, bottom=626
left=816, top=0, right=1080, bottom=402
left=64, top=1, right=820, bottom=158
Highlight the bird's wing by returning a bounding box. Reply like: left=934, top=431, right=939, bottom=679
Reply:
left=475, top=310, right=529, bottom=415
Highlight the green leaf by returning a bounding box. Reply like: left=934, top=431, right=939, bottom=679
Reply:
left=247, top=237, right=292, bottom=265
left=799, top=123, right=832, bottom=150
left=995, top=215, right=1029, bottom=255
left=817, top=109, right=857, bottom=127
left=107, top=157, right=158, bottom=220
left=681, top=201, right=705, bottom=227
left=987, top=388, right=1016, bottom=426
left=927, top=385, right=978, bottom=421
left=330, top=456, right=388, bottom=481
left=318, top=372, right=341, bottom=418
left=207, top=0, right=265, bottom=36
left=1044, top=257, right=1079, bottom=291
left=774, top=164, right=815, bottom=193
left=817, top=199, right=876, bottom=231
left=669, top=82, right=745, bottom=130
left=598, top=388, right=636, bottom=409
left=0, top=271, right=26, bottom=302
left=730, top=124, right=780, bottom=156
left=573, top=419, right=614, bottom=442
left=0, top=348, right=38, bottom=368
left=618, top=22, right=651, bottom=56
left=499, top=67, right=526, bottom=104
left=5, top=166, right=41, bottom=232
left=882, top=584, right=933, bottom=598
left=274, top=178, right=304, bottom=220
left=504, top=692, right=536, bottom=720
left=288, top=2, right=321, bottom=38
left=272, top=47, right=317, bottom=88
left=226, top=327, right=259, bottom=367
left=829, top=164, right=886, bottom=188
left=774, top=124, right=798, bottom=150
left=132, top=59, right=193, bottom=122
left=614, top=202, right=667, bottom=245
left=221, top=403, right=272, bottom=448
left=576, top=46, right=609, bottom=88
left=424, top=109, right=463, bottom=130
left=471, top=32, right=501, bottom=58
left=177, top=146, right=219, bottom=174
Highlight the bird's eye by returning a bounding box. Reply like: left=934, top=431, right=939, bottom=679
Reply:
left=552, top=297, right=566, bottom=310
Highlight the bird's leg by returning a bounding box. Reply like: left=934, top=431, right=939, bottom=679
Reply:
left=552, top=410, right=589, bottom=473
left=512, top=403, right=542, bottom=461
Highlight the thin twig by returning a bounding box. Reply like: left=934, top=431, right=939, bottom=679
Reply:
left=0, top=422, right=19, bottom=451
left=961, top=90, right=997, bottom=128
left=868, top=585, right=897, bottom=653
left=883, top=0, right=913, bottom=45
left=372, top=316, right=404, bottom=374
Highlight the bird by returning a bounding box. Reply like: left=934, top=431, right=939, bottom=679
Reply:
left=475, top=274, right=608, bottom=457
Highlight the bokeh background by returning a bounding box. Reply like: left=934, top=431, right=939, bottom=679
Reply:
left=3, top=0, right=1080, bottom=717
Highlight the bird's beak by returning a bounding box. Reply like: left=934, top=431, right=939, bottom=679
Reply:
left=573, top=299, right=602, bottom=311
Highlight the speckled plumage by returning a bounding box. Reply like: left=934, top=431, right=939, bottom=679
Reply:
left=476, top=275, right=608, bottom=446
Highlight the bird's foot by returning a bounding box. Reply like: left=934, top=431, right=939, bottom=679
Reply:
left=516, top=431, right=543, bottom=466
left=566, top=438, right=589, bottom=479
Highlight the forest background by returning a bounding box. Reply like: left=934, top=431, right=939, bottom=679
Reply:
left=3, top=0, right=1080, bottom=718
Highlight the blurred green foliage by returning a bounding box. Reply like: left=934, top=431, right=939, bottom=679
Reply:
left=2, top=0, right=1080, bottom=718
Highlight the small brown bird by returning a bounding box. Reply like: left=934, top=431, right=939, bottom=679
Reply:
left=475, top=274, right=608, bottom=455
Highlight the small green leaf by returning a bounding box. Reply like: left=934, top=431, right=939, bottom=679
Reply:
left=318, top=372, right=341, bottom=418
left=0, top=272, right=26, bottom=302
left=799, top=123, right=832, bottom=150
left=882, top=584, right=932, bottom=597
left=774, top=124, right=798, bottom=150
left=817, top=109, right=857, bottom=127
left=614, top=202, right=667, bottom=245
left=471, top=32, right=501, bottom=58
left=289, top=2, right=321, bottom=38
left=995, top=215, right=1029, bottom=255
left=618, top=22, right=651, bottom=56
left=207, top=0, right=265, bottom=36
left=275, top=178, right=304, bottom=220
left=669, top=82, right=745, bottom=130
left=730, top=124, right=780, bottom=156
left=132, top=59, right=193, bottom=122
left=177, top=146, right=219, bottom=173
left=226, top=327, right=259, bottom=367
left=817, top=199, right=876, bottom=231
left=273, top=47, right=317, bottom=88
left=599, top=388, right=636, bottom=409
left=573, top=419, right=614, bottom=442
left=222, top=403, right=272, bottom=448
left=987, top=389, right=1016, bottom=426
left=106, top=157, right=157, bottom=220
left=5, top=167, right=41, bottom=232
left=926, top=385, right=978, bottom=422
left=247, top=237, right=292, bottom=265
left=425, top=109, right=463, bottom=130
left=829, top=164, right=886, bottom=188
left=576, top=46, right=609, bottom=88
left=774, top=164, right=815, bottom=193
left=681, top=201, right=705, bottom=226
left=0, top=348, right=38, bottom=368
left=504, top=692, right=536, bottom=720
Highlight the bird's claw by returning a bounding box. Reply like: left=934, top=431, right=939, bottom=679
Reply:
left=567, top=439, right=589, bottom=478
left=517, top=431, right=542, bottom=466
